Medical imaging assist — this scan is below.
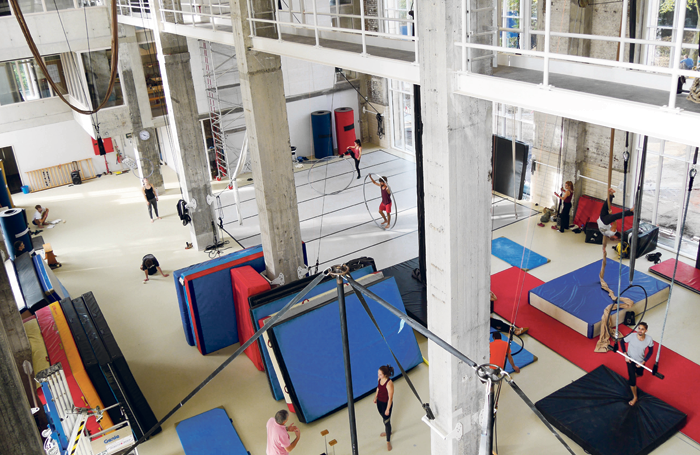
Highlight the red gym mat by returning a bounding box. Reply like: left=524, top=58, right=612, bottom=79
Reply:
left=573, top=194, right=634, bottom=228
left=491, top=266, right=698, bottom=443
left=649, top=259, right=700, bottom=294
left=231, top=266, right=270, bottom=371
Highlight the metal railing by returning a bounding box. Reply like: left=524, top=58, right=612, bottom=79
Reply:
left=457, top=0, right=699, bottom=109
left=4, top=0, right=101, bottom=16
left=157, top=0, right=232, bottom=29
left=116, top=0, right=152, bottom=18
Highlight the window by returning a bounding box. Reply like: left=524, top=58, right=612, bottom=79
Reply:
left=644, top=0, right=700, bottom=68
left=0, top=56, right=67, bottom=106
left=493, top=103, right=535, bottom=199
left=389, top=79, right=414, bottom=154
left=383, top=0, right=412, bottom=36
left=637, top=136, right=698, bottom=257
left=500, top=0, right=537, bottom=50
left=82, top=49, right=124, bottom=109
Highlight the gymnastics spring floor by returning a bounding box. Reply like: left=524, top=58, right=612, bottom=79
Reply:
left=491, top=266, right=700, bottom=444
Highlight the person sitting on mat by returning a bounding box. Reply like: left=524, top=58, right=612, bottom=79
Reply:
left=140, top=254, right=169, bottom=282
left=490, top=291, right=528, bottom=336
left=32, top=205, right=63, bottom=229
left=374, top=365, right=395, bottom=451
left=370, top=175, right=392, bottom=229
left=553, top=180, right=574, bottom=232
left=342, top=139, right=362, bottom=179
left=490, top=331, right=520, bottom=373
left=266, top=409, right=301, bottom=455
left=620, top=322, right=653, bottom=406
left=597, top=188, right=634, bottom=242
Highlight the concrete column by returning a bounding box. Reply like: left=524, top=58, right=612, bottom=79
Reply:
left=151, top=28, right=215, bottom=250
left=230, top=0, right=304, bottom=283
left=0, top=247, right=43, bottom=454
left=118, top=25, right=163, bottom=191
left=418, top=0, right=492, bottom=454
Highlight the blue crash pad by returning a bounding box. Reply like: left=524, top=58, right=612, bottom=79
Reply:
left=177, top=408, right=248, bottom=455
left=268, top=276, right=423, bottom=423
left=492, top=237, right=550, bottom=271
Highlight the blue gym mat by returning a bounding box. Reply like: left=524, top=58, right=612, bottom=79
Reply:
left=173, top=245, right=266, bottom=348
left=529, top=259, right=670, bottom=338
left=177, top=408, right=248, bottom=455
left=268, top=276, right=423, bottom=423
left=489, top=328, right=536, bottom=374
left=492, top=237, right=550, bottom=271
left=33, top=255, right=62, bottom=303
left=250, top=266, right=375, bottom=401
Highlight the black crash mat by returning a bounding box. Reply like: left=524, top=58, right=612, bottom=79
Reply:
left=31, top=235, right=45, bottom=251
left=16, top=252, right=48, bottom=313
left=72, top=296, right=145, bottom=439
left=82, top=292, right=160, bottom=438
left=59, top=298, right=123, bottom=425
left=535, top=365, right=686, bottom=455
left=382, top=258, right=427, bottom=327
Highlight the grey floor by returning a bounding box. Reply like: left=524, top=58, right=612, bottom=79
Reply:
left=13, top=149, right=700, bottom=455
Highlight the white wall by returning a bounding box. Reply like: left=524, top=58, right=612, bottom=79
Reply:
left=0, top=97, right=74, bottom=134
left=287, top=88, right=359, bottom=157
left=0, top=119, right=108, bottom=189
left=281, top=57, right=336, bottom=96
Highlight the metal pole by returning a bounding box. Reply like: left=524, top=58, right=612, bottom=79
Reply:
left=628, top=136, right=647, bottom=282
left=337, top=275, right=359, bottom=455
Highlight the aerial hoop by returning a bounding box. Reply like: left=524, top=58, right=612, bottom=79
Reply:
left=363, top=173, right=398, bottom=230
left=122, top=156, right=154, bottom=180
left=308, top=156, right=355, bottom=196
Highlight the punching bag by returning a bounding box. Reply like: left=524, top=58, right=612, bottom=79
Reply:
left=334, top=107, right=356, bottom=154
left=311, top=111, right=333, bottom=158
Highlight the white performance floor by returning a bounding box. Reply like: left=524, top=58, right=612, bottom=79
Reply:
left=10, top=150, right=700, bottom=455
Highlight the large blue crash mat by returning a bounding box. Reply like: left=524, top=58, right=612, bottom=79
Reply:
left=177, top=408, right=248, bottom=455
left=529, top=259, right=669, bottom=338
left=249, top=266, right=376, bottom=401
left=267, top=276, right=423, bottom=423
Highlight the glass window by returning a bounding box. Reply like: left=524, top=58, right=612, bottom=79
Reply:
left=0, top=0, right=11, bottom=16
left=0, top=56, right=67, bottom=106
left=82, top=49, right=124, bottom=109
left=389, top=78, right=414, bottom=154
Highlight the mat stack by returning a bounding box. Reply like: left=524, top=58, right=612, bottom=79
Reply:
left=249, top=260, right=424, bottom=423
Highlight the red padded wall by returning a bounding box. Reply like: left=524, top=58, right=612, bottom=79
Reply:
left=334, top=107, right=356, bottom=154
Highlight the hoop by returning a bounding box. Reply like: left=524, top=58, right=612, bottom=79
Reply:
left=362, top=173, right=398, bottom=230
left=308, top=156, right=355, bottom=196
left=123, top=156, right=154, bottom=180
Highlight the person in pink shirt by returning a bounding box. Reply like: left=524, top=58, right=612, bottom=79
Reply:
left=266, top=410, right=301, bottom=455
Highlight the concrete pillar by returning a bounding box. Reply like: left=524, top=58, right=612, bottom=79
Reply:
left=118, top=25, right=164, bottom=191
left=418, top=0, right=492, bottom=454
left=0, top=247, right=43, bottom=454
left=230, top=0, right=304, bottom=283
left=151, top=28, right=215, bottom=250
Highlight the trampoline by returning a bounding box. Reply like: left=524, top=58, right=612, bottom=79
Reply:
left=177, top=408, right=248, bottom=455
left=529, top=259, right=669, bottom=338
left=266, top=276, right=423, bottom=423
left=249, top=264, right=376, bottom=401
left=536, top=365, right=686, bottom=455
left=649, top=259, right=700, bottom=295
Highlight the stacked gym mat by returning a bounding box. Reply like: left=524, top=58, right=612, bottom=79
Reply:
left=265, top=275, right=423, bottom=423
left=59, top=293, right=160, bottom=439
left=16, top=252, right=49, bottom=312
left=231, top=266, right=270, bottom=371
left=249, top=263, right=377, bottom=401
left=177, top=408, right=249, bottom=455
left=173, top=243, right=307, bottom=355
left=9, top=252, right=69, bottom=313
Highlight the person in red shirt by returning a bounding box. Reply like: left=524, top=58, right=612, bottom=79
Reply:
left=370, top=175, right=392, bottom=229
left=343, top=139, right=363, bottom=179
left=490, top=332, right=519, bottom=373
left=266, top=410, right=300, bottom=455
left=373, top=365, right=395, bottom=451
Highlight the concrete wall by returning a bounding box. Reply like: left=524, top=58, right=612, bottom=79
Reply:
left=0, top=7, right=113, bottom=62
left=0, top=98, right=73, bottom=134
left=0, top=120, right=108, bottom=188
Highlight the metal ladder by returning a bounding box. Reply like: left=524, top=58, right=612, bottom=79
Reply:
left=200, top=40, right=230, bottom=181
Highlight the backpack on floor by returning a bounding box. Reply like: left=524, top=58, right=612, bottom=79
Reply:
left=177, top=199, right=191, bottom=226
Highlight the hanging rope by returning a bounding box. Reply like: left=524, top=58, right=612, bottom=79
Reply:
left=9, top=0, right=120, bottom=115
left=313, top=162, right=331, bottom=274
left=653, top=167, right=696, bottom=374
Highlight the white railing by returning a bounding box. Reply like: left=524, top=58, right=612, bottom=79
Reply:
left=5, top=0, right=101, bottom=15
left=457, top=0, right=699, bottom=110
left=116, top=0, right=153, bottom=18
left=157, top=0, right=232, bottom=29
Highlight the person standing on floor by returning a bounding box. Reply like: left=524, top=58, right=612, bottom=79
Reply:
left=374, top=365, right=394, bottom=451
left=620, top=322, right=654, bottom=406
left=554, top=180, right=574, bottom=232
left=141, top=178, right=161, bottom=223
left=370, top=175, right=392, bottom=229
left=266, top=410, right=301, bottom=455
left=343, top=139, right=362, bottom=179
left=140, top=254, right=169, bottom=282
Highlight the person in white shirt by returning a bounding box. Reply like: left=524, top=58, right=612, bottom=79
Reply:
left=620, top=322, right=654, bottom=406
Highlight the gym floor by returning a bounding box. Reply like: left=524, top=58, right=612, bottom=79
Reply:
left=13, top=149, right=700, bottom=455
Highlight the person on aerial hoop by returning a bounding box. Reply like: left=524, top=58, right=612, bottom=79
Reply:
left=620, top=322, right=654, bottom=406
left=370, top=175, right=392, bottom=229
left=597, top=188, right=634, bottom=250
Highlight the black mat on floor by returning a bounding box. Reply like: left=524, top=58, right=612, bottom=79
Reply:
left=382, top=258, right=427, bottom=327
left=535, top=365, right=686, bottom=455
left=81, top=292, right=160, bottom=439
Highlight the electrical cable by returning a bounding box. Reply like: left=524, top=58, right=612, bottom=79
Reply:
left=336, top=69, right=385, bottom=139
left=9, top=0, right=119, bottom=114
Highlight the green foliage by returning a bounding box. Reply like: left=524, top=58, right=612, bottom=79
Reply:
left=659, top=0, right=698, bottom=14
